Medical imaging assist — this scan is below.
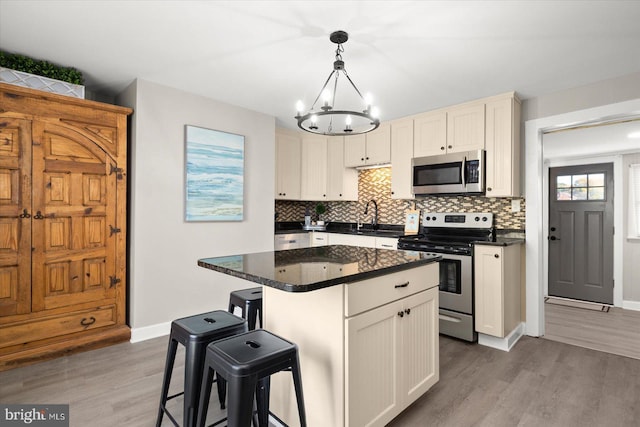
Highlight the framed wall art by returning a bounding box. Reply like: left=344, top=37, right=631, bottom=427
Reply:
left=185, top=125, right=244, bottom=221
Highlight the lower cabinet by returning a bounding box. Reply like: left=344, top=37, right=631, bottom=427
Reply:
left=264, top=263, right=439, bottom=427
left=474, top=243, right=521, bottom=338
left=346, top=286, right=439, bottom=427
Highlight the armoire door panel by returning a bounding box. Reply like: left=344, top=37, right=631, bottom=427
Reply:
left=31, top=120, right=117, bottom=312
left=0, top=117, right=31, bottom=316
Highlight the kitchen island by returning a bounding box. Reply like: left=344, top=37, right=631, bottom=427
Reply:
left=198, top=245, right=441, bottom=427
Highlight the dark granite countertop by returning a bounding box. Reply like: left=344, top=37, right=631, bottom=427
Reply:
left=475, top=237, right=525, bottom=246
left=275, top=221, right=406, bottom=238
left=198, top=245, right=441, bottom=292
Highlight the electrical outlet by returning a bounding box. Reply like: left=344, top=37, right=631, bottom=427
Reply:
left=511, top=199, right=521, bottom=213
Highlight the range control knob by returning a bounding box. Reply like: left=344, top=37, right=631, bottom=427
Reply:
left=475, top=216, right=480, bottom=221
left=432, top=216, right=437, bottom=221
left=425, top=216, right=431, bottom=221
left=482, top=216, right=488, bottom=222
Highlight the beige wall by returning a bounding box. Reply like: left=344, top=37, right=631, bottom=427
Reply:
left=116, top=79, right=275, bottom=335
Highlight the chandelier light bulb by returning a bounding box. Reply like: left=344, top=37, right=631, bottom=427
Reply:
left=371, top=106, right=380, bottom=119
left=295, top=100, right=304, bottom=115
left=364, top=93, right=373, bottom=108
left=344, top=115, right=353, bottom=132
left=322, top=89, right=332, bottom=109
left=310, top=114, right=318, bottom=130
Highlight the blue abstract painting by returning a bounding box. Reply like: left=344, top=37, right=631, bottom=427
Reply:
left=185, top=125, right=244, bottom=221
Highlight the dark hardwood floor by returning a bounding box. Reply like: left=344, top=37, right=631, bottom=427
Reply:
left=1, top=334, right=639, bottom=427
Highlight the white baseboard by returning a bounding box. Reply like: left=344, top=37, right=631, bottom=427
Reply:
left=478, top=322, right=525, bottom=352
left=130, top=321, right=171, bottom=343
left=622, top=300, right=640, bottom=311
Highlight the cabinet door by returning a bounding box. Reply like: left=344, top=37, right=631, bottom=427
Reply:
left=328, top=233, right=376, bottom=248
left=275, top=131, right=301, bottom=199
left=446, top=102, right=485, bottom=153
left=30, top=120, right=119, bottom=312
left=0, top=117, right=32, bottom=316
left=346, top=298, right=401, bottom=427
left=485, top=96, right=520, bottom=197
left=400, top=288, right=439, bottom=406
left=300, top=135, right=328, bottom=200
left=327, top=137, right=358, bottom=201
left=375, top=237, right=398, bottom=250
left=390, top=118, right=414, bottom=199
left=474, top=245, right=504, bottom=336
left=343, top=134, right=367, bottom=167
left=413, top=110, right=447, bottom=157
left=365, top=123, right=391, bottom=165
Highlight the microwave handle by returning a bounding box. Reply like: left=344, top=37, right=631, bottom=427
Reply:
left=461, top=156, right=467, bottom=187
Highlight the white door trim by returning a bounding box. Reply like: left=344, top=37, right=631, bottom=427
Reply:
left=524, top=98, right=640, bottom=337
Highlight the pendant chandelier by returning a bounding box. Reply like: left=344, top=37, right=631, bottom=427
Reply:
left=295, top=30, right=380, bottom=136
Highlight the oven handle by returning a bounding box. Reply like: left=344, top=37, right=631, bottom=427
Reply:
left=439, top=313, right=462, bottom=323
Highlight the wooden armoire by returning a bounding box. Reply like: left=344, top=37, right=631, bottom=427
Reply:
left=0, top=82, right=131, bottom=371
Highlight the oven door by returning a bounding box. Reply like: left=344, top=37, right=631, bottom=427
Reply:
left=437, top=253, right=473, bottom=314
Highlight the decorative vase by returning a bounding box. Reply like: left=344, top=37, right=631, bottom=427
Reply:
left=0, top=67, right=85, bottom=98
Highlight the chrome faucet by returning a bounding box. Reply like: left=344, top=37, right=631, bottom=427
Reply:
left=364, top=199, right=378, bottom=229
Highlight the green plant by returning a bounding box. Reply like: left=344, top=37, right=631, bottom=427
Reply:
left=0, top=51, right=84, bottom=85
left=315, top=202, right=326, bottom=218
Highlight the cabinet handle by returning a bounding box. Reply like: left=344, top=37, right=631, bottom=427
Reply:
left=19, top=209, right=31, bottom=218
left=395, top=281, right=409, bottom=288
left=381, top=244, right=393, bottom=248
left=80, top=316, right=96, bottom=326
left=487, top=187, right=492, bottom=192
left=397, top=311, right=404, bottom=318
left=405, top=308, right=411, bottom=315
left=448, top=145, right=452, bottom=149
left=494, top=254, right=500, bottom=258
left=33, top=211, right=44, bottom=220
left=361, top=157, right=365, bottom=161
left=366, top=157, right=369, bottom=160
left=440, top=146, right=445, bottom=151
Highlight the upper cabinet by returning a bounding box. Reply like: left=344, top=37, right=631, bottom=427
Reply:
left=413, top=102, right=484, bottom=157
left=446, top=102, right=485, bottom=153
left=275, top=129, right=301, bottom=200
left=485, top=94, right=521, bottom=197
left=344, top=123, right=391, bottom=167
left=327, top=137, right=358, bottom=201
left=276, top=130, right=357, bottom=202
left=390, top=117, right=414, bottom=199
left=413, top=110, right=447, bottom=157
left=301, top=135, right=328, bottom=200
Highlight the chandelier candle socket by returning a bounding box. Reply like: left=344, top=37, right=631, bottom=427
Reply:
left=295, top=30, right=380, bottom=136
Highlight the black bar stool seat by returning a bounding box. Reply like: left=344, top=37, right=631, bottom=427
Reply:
left=197, top=329, right=306, bottom=427
left=156, top=310, right=247, bottom=427
left=228, top=287, right=263, bottom=330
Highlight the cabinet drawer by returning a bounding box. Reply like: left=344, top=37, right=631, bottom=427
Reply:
left=345, top=263, right=438, bottom=317
left=0, top=306, right=117, bottom=349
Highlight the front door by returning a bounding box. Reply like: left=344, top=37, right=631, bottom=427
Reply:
left=548, top=163, right=614, bottom=304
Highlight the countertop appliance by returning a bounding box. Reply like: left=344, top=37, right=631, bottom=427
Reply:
left=412, top=149, right=485, bottom=196
left=397, top=212, right=494, bottom=342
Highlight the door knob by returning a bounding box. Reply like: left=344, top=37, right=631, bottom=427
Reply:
left=549, top=236, right=560, bottom=241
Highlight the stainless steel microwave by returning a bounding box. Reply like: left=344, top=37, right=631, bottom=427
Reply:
left=412, top=149, right=485, bottom=196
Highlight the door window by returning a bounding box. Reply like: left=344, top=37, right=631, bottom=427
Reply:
left=556, top=173, right=605, bottom=201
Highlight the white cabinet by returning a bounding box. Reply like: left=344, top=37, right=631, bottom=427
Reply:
left=300, top=135, right=328, bottom=200
left=346, top=280, right=438, bottom=427
left=390, top=117, right=414, bottom=199
left=474, top=243, right=521, bottom=338
left=485, top=94, right=521, bottom=197
left=264, top=263, right=439, bottom=427
left=310, top=232, right=329, bottom=247
left=375, top=237, right=398, bottom=250
left=274, top=233, right=310, bottom=250
left=327, top=137, right=358, bottom=201
left=275, top=130, right=301, bottom=200
left=413, top=102, right=485, bottom=157
left=328, top=233, right=376, bottom=248
left=413, top=110, right=447, bottom=157
left=344, top=123, right=391, bottom=167
left=446, top=101, right=485, bottom=153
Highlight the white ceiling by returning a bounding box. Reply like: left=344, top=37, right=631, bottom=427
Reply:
left=2, top=1, right=640, bottom=129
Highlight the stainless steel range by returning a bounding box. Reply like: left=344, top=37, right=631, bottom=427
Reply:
left=397, top=212, right=494, bottom=342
